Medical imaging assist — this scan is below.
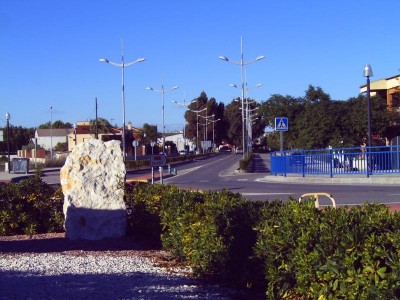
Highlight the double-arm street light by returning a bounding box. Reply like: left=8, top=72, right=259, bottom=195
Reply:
left=146, top=85, right=179, bottom=154
left=172, top=98, right=196, bottom=150
left=50, top=106, right=53, bottom=159
left=231, top=82, right=262, bottom=155
left=199, top=113, right=213, bottom=143
left=219, top=36, right=265, bottom=158
left=99, top=42, right=145, bottom=161
left=210, top=116, right=221, bottom=149
left=363, top=64, right=373, bottom=176
left=5, top=113, right=10, bottom=173
left=187, top=106, right=207, bottom=153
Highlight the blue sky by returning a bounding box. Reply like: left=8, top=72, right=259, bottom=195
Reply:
left=1, top=1, right=399, bottom=131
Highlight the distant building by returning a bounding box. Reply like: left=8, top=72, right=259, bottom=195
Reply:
left=164, top=132, right=194, bottom=152
left=360, top=74, right=400, bottom=112
left=35, top=128, right=74, bottom=151
left=66, top=121, right=143, bottom=154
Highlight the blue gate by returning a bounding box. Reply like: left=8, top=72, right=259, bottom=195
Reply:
left=270, top=146, right=400, bottom=177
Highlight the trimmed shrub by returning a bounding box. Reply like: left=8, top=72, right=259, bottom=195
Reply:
left=124, top=182, right=171, bottom=244
left=159, top=188, right=267, bottom=289
left=254, top=199, right=400, bottom=299
left=0, top=171, right=64, bottom=235
left=239, top=154, right=254, bottom=172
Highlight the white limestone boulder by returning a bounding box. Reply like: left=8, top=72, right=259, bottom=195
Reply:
left=60, top=139, right=126, bottom=240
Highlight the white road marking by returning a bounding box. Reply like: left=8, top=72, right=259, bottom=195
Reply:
left=242, top=192, right=292, bottom=196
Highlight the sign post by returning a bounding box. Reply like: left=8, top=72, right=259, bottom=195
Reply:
left=275, top=117, right=288, bottom=151
left=150, top=154, right=167, bottom=184
left=132, top=141, right=139, bottom=160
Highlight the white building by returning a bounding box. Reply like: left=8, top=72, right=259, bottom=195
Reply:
left=164, top=132, right=194, bottom=152
left=35, top=128, right=74, bottom=151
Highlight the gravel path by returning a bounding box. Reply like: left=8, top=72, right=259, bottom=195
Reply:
left=0, top=234, right=237, bottom=299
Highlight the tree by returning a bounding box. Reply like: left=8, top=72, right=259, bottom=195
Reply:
left=38, top=120, right=73, bottom=129
left=295, top=86, right=336, bottom=149
left=259, top=94, right=304, bottom=149
left=185, top=92, right=209, bottom=143
left=260, top=86, right=397, bottom=150
left=88, top=117, right=112, bottom=137
left=184, top=92, right=227, bottom=149
left=0, top=126, right=35, bottom=154
left=224, top=98, right=242, bottom=146
left=142, top=123, right=158, bottom=144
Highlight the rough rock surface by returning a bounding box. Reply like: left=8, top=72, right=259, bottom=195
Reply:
left=60, top=139, right=127, bottom=240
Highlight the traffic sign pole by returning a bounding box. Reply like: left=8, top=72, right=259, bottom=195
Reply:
left=275, top=117, right=288, bottom=151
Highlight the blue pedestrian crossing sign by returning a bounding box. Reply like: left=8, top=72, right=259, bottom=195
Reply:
left=275, top=117, right=288, bottom=131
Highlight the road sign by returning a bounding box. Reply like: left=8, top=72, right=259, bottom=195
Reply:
left=275, top=117, right=288, bottom=131
left=132, top=140, right=139, bottom=147
left=150, top=154, right=167, bottom=167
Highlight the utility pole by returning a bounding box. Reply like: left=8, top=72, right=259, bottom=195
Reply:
left=95, top=97, right=98, bottom=139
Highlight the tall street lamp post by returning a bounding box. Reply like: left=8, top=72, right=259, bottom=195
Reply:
left=231, top=82, right=262, bottom=155
left=100, top=42, right=145, bottom=161
left=187, top=106, right=207, bottom=153
left=219, top=36, right=265, bottom=158
left=363, top=64, right=373, bottom=176
left=5, top=113, right=10, bottom=173
left=146, top=85, right=179, bottom=154
left=50, top=106, right=53, bottom=158
left=210, top=116, right=221, bottom=150
left=172, top=99, right=196, bottom=150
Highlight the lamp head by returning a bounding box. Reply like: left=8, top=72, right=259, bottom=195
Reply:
left=5, top=112, right=10, bottom=120
left=146, top=87, right=153, bottom=91
left=363, top=64, right=373, bottom=77
left=219, top=56, right=229, bottom=61
left=229, top=83, right=238, bottom=88
left=256, top=55, right=265, bottom=61
left=171, top=86, right=179, bottom=90
left=99, top=58, right=109, bottom=63
left=137, top=58, right=146, bottom=62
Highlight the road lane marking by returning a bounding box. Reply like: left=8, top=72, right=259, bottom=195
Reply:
left=242, top=192, right=292, bottom=196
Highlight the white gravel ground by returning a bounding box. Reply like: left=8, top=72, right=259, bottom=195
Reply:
left=0, top=253, right=235, bottom=299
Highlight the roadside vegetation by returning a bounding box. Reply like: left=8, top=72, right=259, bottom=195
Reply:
left=1, top=174, right=400, bottom=299
left=2, top=85, right=397, bottom=161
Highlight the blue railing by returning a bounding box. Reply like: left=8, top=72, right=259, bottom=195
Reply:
left=270, top=146, right=400, bottom=177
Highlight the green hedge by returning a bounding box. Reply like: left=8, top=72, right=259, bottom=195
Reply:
left=239, top=153, right=254, bottom=172
left=0, top=171, right=64, bottom=235
left=2, top=178, right=400, bottom=299
left=254, top=199, right=400, bottom=299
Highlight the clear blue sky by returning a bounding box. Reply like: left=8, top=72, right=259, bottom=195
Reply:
left=1, top=0, right=399, bottom=131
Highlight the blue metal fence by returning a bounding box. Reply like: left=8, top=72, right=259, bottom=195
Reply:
left=271, top=146, right=400, bottom=177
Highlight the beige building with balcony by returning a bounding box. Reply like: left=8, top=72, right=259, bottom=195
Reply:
left=360, top=74, right=400, bottom=111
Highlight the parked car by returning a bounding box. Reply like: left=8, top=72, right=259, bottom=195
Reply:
left=236, top=147, right=243, bottom=155
left=219, top=146, right=232, bottom=153
left=289, top=152, right=305, bottom=166
left=179, top=150, right=188, bottom=155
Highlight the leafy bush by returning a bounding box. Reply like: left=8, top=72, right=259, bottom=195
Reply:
left=254, top=199, right=400, bottom=299
left=124, top=182, right=171, bottom=244
left=2, top=176, right=400, bottom=298
left=239, top=154, right=254, bottom=172
left=0, top=171, right=64, bottom=235
left=159, top=188, right=266, bottom=289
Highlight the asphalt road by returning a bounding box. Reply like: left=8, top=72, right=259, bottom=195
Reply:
left=164, top=154, right=400, bottom=206
left=36, top=153, right=400, bottom=207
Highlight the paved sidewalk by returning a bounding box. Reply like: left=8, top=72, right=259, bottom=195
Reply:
left=253, top=153, right=400, bottom=185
